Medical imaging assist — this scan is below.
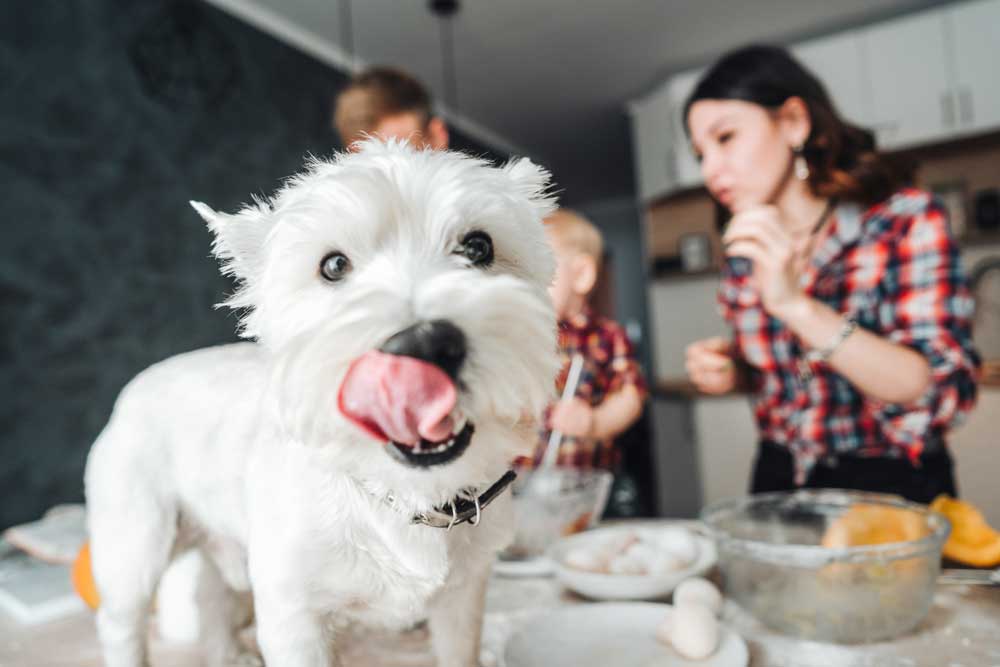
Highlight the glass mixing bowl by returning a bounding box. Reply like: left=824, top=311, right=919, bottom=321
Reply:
left=701, top=490, right=950, bottom=643
left=500, top=467, right=613, bottom=561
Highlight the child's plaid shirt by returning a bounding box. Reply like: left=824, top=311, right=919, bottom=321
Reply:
left=527, top=308, right=647, bottom=471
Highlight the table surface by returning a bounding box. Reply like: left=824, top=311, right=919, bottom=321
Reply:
left=2, top=556, right=999, bottom=667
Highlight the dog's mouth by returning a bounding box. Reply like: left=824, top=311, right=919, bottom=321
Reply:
left=338, top=351, right=476, bottom=468
left=386, top=417, right=475, bottom=468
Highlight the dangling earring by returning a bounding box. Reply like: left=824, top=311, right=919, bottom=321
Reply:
left=793, top=144, right=809, bottom=181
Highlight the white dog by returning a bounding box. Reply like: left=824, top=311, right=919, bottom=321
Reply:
left=84, top=139, right=560, bottom=667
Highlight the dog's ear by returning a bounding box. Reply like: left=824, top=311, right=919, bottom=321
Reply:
left=191, top=200, right=273, bottom=334
left=502, top=158, right=558, bottom=221
left=190, top=200, right=271, bottom=285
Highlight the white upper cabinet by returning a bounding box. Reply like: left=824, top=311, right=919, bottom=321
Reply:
left=630, top=1, right=1000, bottom=201
left=948, top=0, right=1000, bottom=136
left=792, top=32, right=873, bottom=128
left=630, top=86, right=677, bottom=202
left=864, top=10, right=954, bottom=150
left=666, top=69, right=705, bottom=190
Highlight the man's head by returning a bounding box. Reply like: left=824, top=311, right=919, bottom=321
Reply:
left=334, top=67, right=449, bottom=151
left=544, top=209, right=604, bottom=319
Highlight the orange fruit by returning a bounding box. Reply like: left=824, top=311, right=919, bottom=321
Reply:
left=72, top=541, right=100, bottom=610
left=821, top=504, right=927, bottom=549
left=930, top=495, right=1000, bottom=567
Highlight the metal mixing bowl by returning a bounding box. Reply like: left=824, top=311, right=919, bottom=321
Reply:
left=500, top=467, right=613, bottom=561
left=701, top=490, right=950, bottom=643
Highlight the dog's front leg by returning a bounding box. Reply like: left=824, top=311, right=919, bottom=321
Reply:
left=427, top=562, right=491, bottom=667
left=253, top=585, right=337, bottom=667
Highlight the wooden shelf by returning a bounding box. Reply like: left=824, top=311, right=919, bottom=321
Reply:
left=959, top=231, right=1000, bottom=248
left=982, top=360, right=1000, bottom=389
left=648, top=264, right=720, bottom=282
left=653, top=379, right=700, bottom=398
left=652, top=379, right=746, bottom=399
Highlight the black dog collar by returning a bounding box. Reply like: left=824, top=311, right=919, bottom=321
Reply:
left=411, top=470, right=518, bottom=530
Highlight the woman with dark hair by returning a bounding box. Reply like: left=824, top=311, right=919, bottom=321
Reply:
left=683, top=45, right=980, bottom=503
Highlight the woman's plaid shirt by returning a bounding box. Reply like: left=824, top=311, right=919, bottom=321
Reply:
left=720, top=189, right=981, bottom=484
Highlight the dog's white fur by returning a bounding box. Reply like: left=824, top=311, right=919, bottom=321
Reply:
left=84, top=140, right=559, bottom=666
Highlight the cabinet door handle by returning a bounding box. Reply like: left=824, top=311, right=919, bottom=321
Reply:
left=665, top=146, right=678, bottom=183
left=941, top=91, right=956, bottom=128
left=958, top=86, right=974, bottom=126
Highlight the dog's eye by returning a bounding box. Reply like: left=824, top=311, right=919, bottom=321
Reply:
left=459, top=231, right=494, bottom=267
left=319, top=252, right=351, bottom=282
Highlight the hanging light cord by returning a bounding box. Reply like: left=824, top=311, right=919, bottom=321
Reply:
left=338, top=0, right=355, bottom=71
left=429, top=0, right=460, bottom=111
left=439, top=10, right=458, bottom=110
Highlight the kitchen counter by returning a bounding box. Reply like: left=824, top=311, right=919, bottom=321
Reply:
left=2, top=563, right=998, bottom=666
left=485, top=575, right=1000, bottom=667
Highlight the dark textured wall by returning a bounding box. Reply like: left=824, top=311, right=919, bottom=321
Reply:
left=0, top=0, right=503, bottom=530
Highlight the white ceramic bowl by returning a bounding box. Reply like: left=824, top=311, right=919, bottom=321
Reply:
left=549, top=522, right=717, bottom=601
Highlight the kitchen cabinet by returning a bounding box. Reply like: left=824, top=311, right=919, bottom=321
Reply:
left=792, top=32, right=873, bottom=128
left=666, top=69, right=704, bottom=190
left=693, top=396, right=756, bottom=507
left=649, top=397, right=702, bottom=517
left=629, top=69, right=704, bottom=201
left=629, top=85, right=676, bottom=202
left=631, top=1, right=1000, bottom=200
left=648, top=275, right=727, bottom=381
left=864, top=10, right=954, bottom=150
left=863, top=0, right=1000, bottom=149
left=948, top=0, right=1000, bottom=136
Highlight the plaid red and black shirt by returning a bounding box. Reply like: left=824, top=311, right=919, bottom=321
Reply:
left=721, top=189, right=981, bottom=484
left=523, top=308, right=647, bottom=470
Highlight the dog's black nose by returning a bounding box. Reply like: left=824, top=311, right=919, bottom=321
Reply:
left=379, top=320, right=466, bottom=380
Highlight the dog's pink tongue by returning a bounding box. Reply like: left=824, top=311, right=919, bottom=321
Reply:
left=338, top=351, right=456, bottom=446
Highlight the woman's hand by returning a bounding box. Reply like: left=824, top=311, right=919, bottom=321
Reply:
left=549, top=398, right=596, bottom=438
left=723, top=205, right=810, bottom=322
left=685, top=337, right=737, bottom=395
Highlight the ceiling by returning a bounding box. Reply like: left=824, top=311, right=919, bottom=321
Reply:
left=205, top=0, right=956, bottom=205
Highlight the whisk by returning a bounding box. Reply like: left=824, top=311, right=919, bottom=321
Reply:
left=538, top=354, right=585, bottom=470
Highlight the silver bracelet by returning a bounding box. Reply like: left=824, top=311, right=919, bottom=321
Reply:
left=806, top=317, right=858, bottom=363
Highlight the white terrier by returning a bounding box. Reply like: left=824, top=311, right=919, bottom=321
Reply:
left=84, top=139, right=560, bottom=667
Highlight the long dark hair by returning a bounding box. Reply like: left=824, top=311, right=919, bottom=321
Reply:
left=685, top=45, right=907, bottom=206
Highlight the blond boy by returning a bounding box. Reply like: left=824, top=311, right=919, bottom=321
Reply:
left=528, top=209, right=646, bottom=470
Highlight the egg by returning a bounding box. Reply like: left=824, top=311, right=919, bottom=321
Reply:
left=599, top=531, right=640, bottom=558
left=674, top=577, right=723, bottom=616
left=646, top=552, right=687, bottom=575
left=563, top=547, right=607, bottom=573
left=669, top=603, right=720, bottom=660
left=657, top=528, right=699, bottom=566
left=623, top=541, right=659, bottom=572
left=608, top=551, right=647, bottom=575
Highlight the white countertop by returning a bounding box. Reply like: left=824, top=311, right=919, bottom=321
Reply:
left=3, top=564, right=998, bottom=666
